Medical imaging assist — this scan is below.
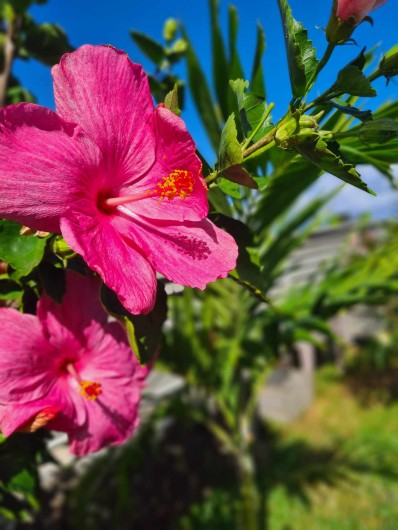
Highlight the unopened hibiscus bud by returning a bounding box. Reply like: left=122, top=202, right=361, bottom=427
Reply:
left=378, top=46, right=398, bottom=81
left=359, top=118, right=398, bottom=144
left=326, top=0, right=387, bottom=44
left=275, top=112, right=319, bottom=149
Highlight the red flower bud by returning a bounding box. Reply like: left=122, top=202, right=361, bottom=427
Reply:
left=337, top=0, right=387, bottom=23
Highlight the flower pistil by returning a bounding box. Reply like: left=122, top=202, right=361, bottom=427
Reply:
left=102, top=169, right=195, bottom=209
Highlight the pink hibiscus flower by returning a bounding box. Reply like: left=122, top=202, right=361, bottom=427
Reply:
left=336, top=0, right=387, bottom=23
left=0, top=45, right=238, bottom=315
left=0, top=271, right=148, bottom=456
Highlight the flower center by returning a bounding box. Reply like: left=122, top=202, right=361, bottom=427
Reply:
left=66, top=363, right=102, bottom=401
left=102, top=169, right=195, bottom=209
left=79, top=380, right=102, bottom=400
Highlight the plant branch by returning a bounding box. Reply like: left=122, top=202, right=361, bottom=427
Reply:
left=0, top=17, right=18, bottom=107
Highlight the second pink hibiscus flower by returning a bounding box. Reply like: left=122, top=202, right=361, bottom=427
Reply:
left=0, top=45, right=238, bottom=314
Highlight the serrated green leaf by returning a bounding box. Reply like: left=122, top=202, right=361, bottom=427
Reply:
left=130, top=31, right=165, bottom=66
left=333, top=64, right=377, bottom=97
left=250, top=22, right=266, bottom=98
left=219, top=113, right=242, bottom=169
left=230, top=79, right=272, bottom=141
left=0, top=221, right=47, bottom=277
left=277, top=0, right=318, bottom=98
left=296, top=138, right=375, bottom=194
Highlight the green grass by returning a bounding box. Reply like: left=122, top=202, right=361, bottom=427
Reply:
left=266, top=366, right=398, bottom=530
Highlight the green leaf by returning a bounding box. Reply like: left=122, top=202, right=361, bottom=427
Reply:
left=207, top=186, right=233, bottom=216
left=221, top=164, right=258, bottom=189
left=277, top=0, right=318, bottom=98
left=253, top=153, right=321, bottom=231
left=359, top=118, right=398, bottom=144
left=0, top=278, right=22, bottom=301
left=101, top=283, right=167, bottom=365
left=210, top=214, right=263, bottom=288
left=219, top=113, right=242, bottom=169
left=217, top=179, right=243, bottom=198
left=164, top=83, right=181, bottom=116
left=0, top=221, right=47, bottom=277
left=22, top=18, right=73, bottom=66
left=38, top=260, right=66, bottom=303
left=333, top=65, right=377, bottom=97
left=228, top=5, right=244, bottom=80
left=230, top=80, right=272, bottom=141
left=327, top=99, right=372, bottom=122
left=182, top=28, right=221, bottom=151
left=210, top=0, right=230, bottom=121
left=250, top=22, right=266, bottom=98
left=295, top=138, right=375, bottom=194
left=130, top=31, right=165, bottom=65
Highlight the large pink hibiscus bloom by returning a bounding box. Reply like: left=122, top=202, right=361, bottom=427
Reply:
left=0, top=271, right=148, bottom=456
left=0, top=45, right=238, bottom=314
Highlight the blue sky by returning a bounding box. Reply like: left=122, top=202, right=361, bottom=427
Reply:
left=12, top=0, right=398, bottom=218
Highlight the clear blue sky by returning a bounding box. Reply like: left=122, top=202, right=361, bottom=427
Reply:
left=14, top=0, right=398, bottom=164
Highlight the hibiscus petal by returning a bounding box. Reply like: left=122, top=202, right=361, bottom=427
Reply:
left=38, top=271, right=108, bottom=348
left=114, top=212, right=239, bottom=289
left=66, top=322, right=148, bottom=456
left=60, top=199, right=157, bottom=315
left=0, top=381, right=86, bottom=436
left=0, top=401, right=60, bottom=437
left=0, top=308, right=58, bottom=404
left=123, top=106, right=208, bottom=222
left=52, top=45, right=155, bottom=181
left=0, top=103, right=101, bottom=233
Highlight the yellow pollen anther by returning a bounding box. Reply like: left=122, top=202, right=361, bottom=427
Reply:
left=19, top=407, right=59, bottom=433
left=153, top=169, right=195, bottom=201
left=79, top=380, right=102, bottom=400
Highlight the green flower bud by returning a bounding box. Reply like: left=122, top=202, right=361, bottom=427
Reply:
left=275, top=112, right=320, bottom=149
left=379, top=46, right=398, bottom=80
left=359, top=118, right=398, bottom=144
left=163, top=18, right=178, bottom=42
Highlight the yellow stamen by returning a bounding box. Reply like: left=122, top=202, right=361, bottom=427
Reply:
left=79, top=380, right=102, bottom=400
left=153, top=169, right=195, bottom=201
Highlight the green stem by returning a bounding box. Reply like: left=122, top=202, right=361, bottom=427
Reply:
left=237, top=448, right=260, bottom=530
left=305, top=42, right=336, bottom=94
left=367, top=70, right=381, bottom=83
left=242, top=128, right=276, bottom=159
